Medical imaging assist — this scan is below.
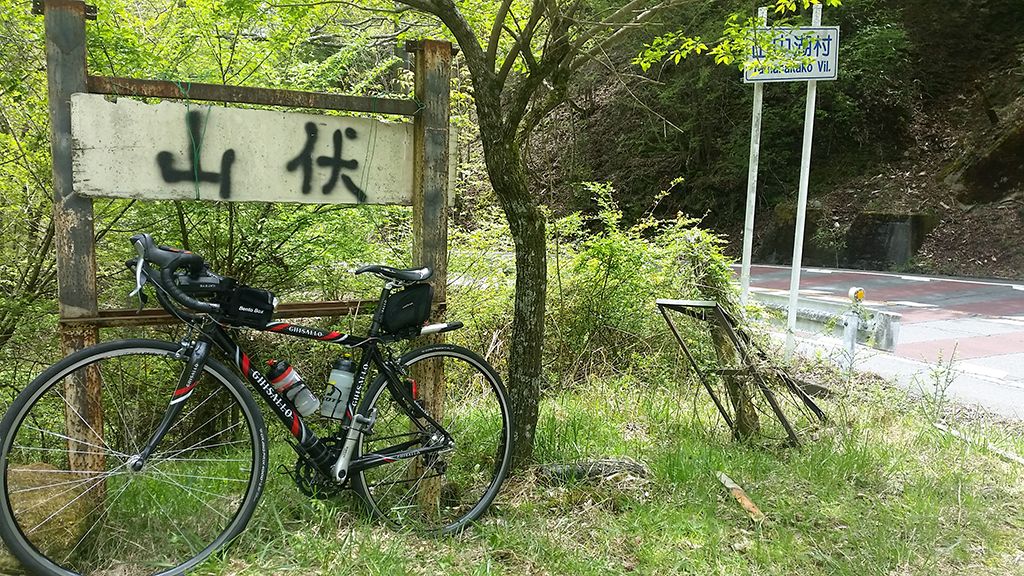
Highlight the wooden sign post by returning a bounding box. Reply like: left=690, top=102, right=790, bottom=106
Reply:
left=40, top=0, right=103, bottom=476
left=36, top=1, right=454, bottom=488
left=409, top=39, right=451, bottom=507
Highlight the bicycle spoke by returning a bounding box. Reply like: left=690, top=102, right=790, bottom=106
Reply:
left=10, top=462, right=129, bottom=497
left=147, top=487, right=198, bottom=558
left=147, top=469, right=249, bottom=484
left=0, top=342, right=265, bottom=575
left=59, top=474, right=134, bottom=565
left=26, top=473, right=109, bottom=536
left=355, top=346, right=511, bottom=533
left=8, top=445, right=109, bottom=457
left=53, top=388, right=114, bottom=456
left=104, top=366, right=142, bottom=455
left=157, top=389, right=229, bottom=454
left=164, top=413, right=243, bottom=453
left=146, top=467, right=233, bottom=521
left=19, top=424, right=127, bottom=460
left=152, top=433, right=248, bottom=462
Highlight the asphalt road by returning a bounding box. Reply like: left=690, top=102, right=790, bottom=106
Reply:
left=743, top=265, right=1024, bottom=420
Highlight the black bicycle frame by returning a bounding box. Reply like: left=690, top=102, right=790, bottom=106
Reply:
left=149, top=278, right=449, bottom=480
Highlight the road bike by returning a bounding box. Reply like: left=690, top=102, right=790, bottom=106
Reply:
left=0, top=233, right=512, bottom=576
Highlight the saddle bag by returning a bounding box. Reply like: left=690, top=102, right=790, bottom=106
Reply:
left=382, top=283, right=433, bottom=336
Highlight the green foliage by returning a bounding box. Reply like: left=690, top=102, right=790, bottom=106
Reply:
left=545, top=183, right=737, bottom=385
left=540, top=0, right=984, bottom=227
left=445, top=213, right=517, bottom=375
left=633, top=0, right=843, bottom=71
left=0, top=6, right=58, bottom=380
left=827, top=23, right=915, bottom=149
left=439, top=182, right=741, bottom=394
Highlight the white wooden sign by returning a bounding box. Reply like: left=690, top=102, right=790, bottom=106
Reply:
left=71, top=94, right=417, bottom=205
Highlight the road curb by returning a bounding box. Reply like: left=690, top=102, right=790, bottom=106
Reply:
left=751, top=289, right=901, bottom=351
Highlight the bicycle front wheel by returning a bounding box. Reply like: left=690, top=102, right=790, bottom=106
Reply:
left=0, top=339, right=268, bottom=576
left=353, top=344, right=512, bottom=533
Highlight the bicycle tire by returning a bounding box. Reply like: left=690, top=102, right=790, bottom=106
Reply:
left=0, top=339, right=269, bottom=576
left=352, top=344, right=512, bottom=534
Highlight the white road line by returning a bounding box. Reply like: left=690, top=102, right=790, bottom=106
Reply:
left=735, top=264, right=1024, bottom=290
left=959, top=364, right=1009, bottom=381
left=888, top=301, right=938, bottom=308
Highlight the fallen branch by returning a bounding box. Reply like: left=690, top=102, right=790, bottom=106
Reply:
left=933, top=422, right=1024, bottom=467
left=537, top=457, right=650, bottom=484
left=716, top=471, right=765, bottom=522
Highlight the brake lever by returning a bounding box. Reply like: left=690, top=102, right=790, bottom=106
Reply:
left=128, top=259, right=149, bottom=312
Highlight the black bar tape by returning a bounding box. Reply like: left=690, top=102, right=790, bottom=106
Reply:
left=160, top=267, right=221, bottom=314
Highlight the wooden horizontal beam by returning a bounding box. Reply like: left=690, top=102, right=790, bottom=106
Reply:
left=61, top=299, right=380, bottom=328
left=60, top=298, right=448, bottom=328
left=87, top=75, right=420, bottom=116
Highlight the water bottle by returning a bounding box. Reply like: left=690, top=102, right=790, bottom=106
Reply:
left=266, top=360, right=320, bottom=417
left=320, top=357, right=356, bottom=420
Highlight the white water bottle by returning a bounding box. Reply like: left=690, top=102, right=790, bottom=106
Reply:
left=320, top=357, right=355, bottom=420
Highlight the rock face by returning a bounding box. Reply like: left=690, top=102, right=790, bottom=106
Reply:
left=956, top=121, right=1024, bottom=204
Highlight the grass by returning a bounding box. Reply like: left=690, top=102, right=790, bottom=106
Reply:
left=2, top=369, right=1022, bottom=575
left=208, top=371, right=1023, bottom=575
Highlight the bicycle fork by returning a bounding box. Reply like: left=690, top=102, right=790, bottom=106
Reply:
left=129, top=340, right=210, bottom=472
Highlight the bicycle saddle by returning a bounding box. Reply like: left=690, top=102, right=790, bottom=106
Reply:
left=355, top=264, right=432, bottom=282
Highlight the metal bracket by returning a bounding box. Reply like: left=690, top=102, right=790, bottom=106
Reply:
left=656, top=298, right=827, bottom=445
left=31, top=1, right=98, bottom=19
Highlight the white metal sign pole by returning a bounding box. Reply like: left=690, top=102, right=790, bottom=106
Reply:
left=739, top=6, right=769, bottom=308
left=785, top=3, right=823, bottom=355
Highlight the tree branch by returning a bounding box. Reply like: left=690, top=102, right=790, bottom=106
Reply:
left=396, top=0, right=491, bottom=82
left=496, top=0, right=545, bottom=87
left=515, top=82, right=566, bottom=148
left=486, top=0, right=515, bottom=69
left=570, top=0, right=683, bottom=71
left=270, top=0, right=413, bottom=12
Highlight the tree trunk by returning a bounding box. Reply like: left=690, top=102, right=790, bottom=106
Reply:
left=504, top=199, right=546, bottom=467
left=707, top=325, right=759, bottom=440
left=474, top=92, right=547, bottom=467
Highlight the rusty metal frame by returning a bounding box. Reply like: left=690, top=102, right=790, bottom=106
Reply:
left=87, top=76, right=419, bottom=116
left=657, top=300, right=737, bottom=430
left=656, top=299, right=826, bottom=445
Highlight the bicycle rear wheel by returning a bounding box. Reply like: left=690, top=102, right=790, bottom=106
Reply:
left=0, top=339, right=268, bottom=576
left=352, top=344, right=512, bottom=533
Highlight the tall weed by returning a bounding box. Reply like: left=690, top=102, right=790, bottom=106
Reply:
left=545, top=183, right=737, bottom=388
